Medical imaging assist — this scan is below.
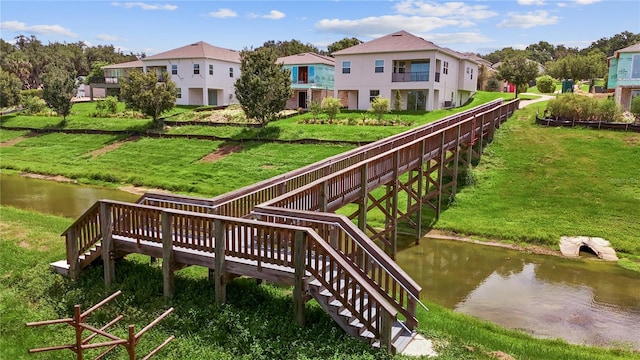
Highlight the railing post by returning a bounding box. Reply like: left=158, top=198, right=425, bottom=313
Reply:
left=293, top=230, right=306, bottom=327
left=358, top=163, right=368, bottom=233
left=66, top=228, right=80, bottom=281
left=416, top=140, right=425, bottom=244
left=452, top=124, right=461, bottom=198
left=436, top=132, right=446, bottom=220
left=214, top=219, right=226, bottom=305
left=406, top=297, right=418, bottom=330
left=161, top=211, right=174, bottom=298
left=390, top=152, right=399, bottom=258
left=100, top=202, right=114, bottom=287
left=380, top=309, right=393, bottom=353
left=319, top=180, right=328, bottom=212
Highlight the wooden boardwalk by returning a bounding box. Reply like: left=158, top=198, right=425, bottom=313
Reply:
left=54, top=98, right=519, bottom=353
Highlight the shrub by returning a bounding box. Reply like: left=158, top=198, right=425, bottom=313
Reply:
left=486, top=76, right=500, bottom=92
left=21, top=89, right=43, bottom=99
left=630, top=96, right=640, bottom=120
left=546, top=94, right=622, bottom=122
left=308, top=100, right=322, bottom=120
left=536, top=75, right=556, bottom=94
left=368, top=97, right=390, bottom=122
left=95, top=96, right=119, bottom=116
left=22, top=95, right=47, bottom=115
left=321, top=96, right=342, bottom=123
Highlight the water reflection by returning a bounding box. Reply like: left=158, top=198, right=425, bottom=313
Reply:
left=0, top=174, right=139, bottom=218
left=396, top=238, right=640, bottom=349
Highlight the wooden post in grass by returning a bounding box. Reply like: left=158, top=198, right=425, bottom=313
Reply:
left=293, top=230, right=306, bottom=327
left=358, top=163, right=368, bottom=233
left=214, top=219, right=227, bottom=305
left=66, top=227, right=79, bottom=281
left=161, top=211, right=174, bottom=298
left=100, top=202, right=114, bottom=287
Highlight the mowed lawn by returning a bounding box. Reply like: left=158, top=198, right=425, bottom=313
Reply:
left=436, top=103, right=640, bottom=255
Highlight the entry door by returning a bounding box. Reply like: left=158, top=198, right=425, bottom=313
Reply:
left=298, top=91, right=307, bottom=108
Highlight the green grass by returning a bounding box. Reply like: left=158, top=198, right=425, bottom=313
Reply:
left=0, top=129, right=30, bottom=142
left=435, top=102, right=640, bottom=256
left=0, top=133, right=355, bottom=195
left=1, top=205, right=636, bottom=360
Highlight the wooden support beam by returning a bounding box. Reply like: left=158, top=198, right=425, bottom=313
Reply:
left=451, top=124, right=461, bottom=198
left=161, top=212, right=174, bottom=299
left=380, top=309, right=393, bottom=354
left=66, top=227, right=79, bottom=281
left=416, top=139, right=425, bottom=243
left=214, top=219, right=226, bottom=305
left=390, top=152, right=399, bottom=259
left=319, top=180, right=328, bottom=212
left=358, top=163, right=368, bottom=233
left=436, top=133, right=446, bottom=220
left=293, top=230, right=306, bottom=327
left=100, top=202, right=114, bottom=288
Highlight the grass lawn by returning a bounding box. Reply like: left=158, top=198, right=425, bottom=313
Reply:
left=435, top=102, right=640, bottom=257
left=0, top=133, right=355, bottom=195
left=1, top=205, right=635, bottom=360
left=0, top=129, right=30, bottom=142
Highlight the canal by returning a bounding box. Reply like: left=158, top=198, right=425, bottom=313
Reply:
left=2, top=173, right=639, bottom=350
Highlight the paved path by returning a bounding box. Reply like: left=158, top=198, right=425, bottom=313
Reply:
left=517, top=93, right=555, bottom=108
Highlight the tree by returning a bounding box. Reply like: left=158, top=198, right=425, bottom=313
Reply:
left=0, top=69, right=23, bottom=108
left=120, top=69, right=177, bottom=126
left=42, top=66, right=76, bottom=121
left=328, top=37, right=362, bottom=54
left=496, top=55, right=539, bottom=98
left=393, top=90, right=402, bottom=112
left=257, top=39, right=320, bottom=57
left=482, top=47, right=526, bottom=65
left=321, top=97, right=342, bottom=122
left=86, top=61, right=109, bottom=84
left=536, top=75, right=556, bottom=94
left=234, top=48, right=292, bottom=127
left=526, top=41, right=556, bottom=63
left=368, top=97, right=390, bottom=122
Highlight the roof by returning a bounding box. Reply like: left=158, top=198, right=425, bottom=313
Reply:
left=102, top=59, right=144, bottom=69
left=614, top=42, right=640, bottom=56
left=143, top=41, right=240, bottom=63
left=332, top=30, right=477, bottom=63
left=463, top=53, right=493, bottom=68
left=277, top=52, right=335, bottom=66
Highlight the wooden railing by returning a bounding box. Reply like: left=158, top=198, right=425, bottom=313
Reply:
left=74, top=200, right=398, bottom=347
left=252, top=205, right=422, bottom=329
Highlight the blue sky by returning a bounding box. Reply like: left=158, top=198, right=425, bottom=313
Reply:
left=1, top=0, right=638, bottom=56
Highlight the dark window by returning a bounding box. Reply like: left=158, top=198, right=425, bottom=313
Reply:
left=342, top=61, right=351, bottom=74
left=171, top=64, right=177, bottom=75
left=193, top=64, right=200, bottom=75
left=375, top=60, right=384, bottom=73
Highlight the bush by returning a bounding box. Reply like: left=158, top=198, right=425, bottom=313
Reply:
left=368, top=97, right=390, bottom=122
left=546, top=94, right=622, bottom=122
left=536, top=75, right=556, bottom=94
left=95, top=96, right=119, bottom=116
left=21, top=89, right=43, bottom=99
left=308, top=100, right=322, bottom=120
left=630, top=96, right=640, bottom=120
left=22, top=95, right=47, bottom=115
left=321, top=96, right=342, bottom=123
left=486, top=76, right=500, bottom=92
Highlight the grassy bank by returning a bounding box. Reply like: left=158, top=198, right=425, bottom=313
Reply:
left=1, top=206, right=635, bottom=359
left=435, top=102, right=640, bottom=257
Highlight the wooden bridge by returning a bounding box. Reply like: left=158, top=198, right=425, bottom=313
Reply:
left=53, top=98, right=519, bottom=353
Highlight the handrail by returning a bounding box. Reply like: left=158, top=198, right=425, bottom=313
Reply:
left=252, top=205, right=425, bottom=328
left=99, top=200, right=398, bottom=341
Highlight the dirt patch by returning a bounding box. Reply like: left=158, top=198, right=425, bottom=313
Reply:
left=623, top=135, right=639, bottom=147
left=86, top=136, right=140, bottom=158
left=118, top=185, right=171, bottom=196
left=0, top=132, right=36, bottom=147
left=199, top=144, right=243, bottom=163
left=426, top=229, right=560, bottom=257
left=21, top=172, right=76, bottom=183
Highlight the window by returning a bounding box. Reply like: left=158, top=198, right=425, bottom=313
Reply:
left=193, top=64, right=200, bottom=75
left=229, top=67, right=234, bottom=77
left=632, top=55, right=640, bottom=79
left=342, top=61, right=351, bottom=74
left=394, top=61, right=406, bottom=73
left=470, top=68, right=473, bottom=80
left=443, top=61, right=449, bottom=75
left=176, top=88, right=182, bottom=99
left=369, top=90, right=380, bottom=103
left=209, top=64, right=214, bottom=76
left=375, top=60, right=384, bottom=73
left=171, top=64, right=177, bottom=75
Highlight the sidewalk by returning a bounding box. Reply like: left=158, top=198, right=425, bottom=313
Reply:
left=517, top=93, right=555, bottom=108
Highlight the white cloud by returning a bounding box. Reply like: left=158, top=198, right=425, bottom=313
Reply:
left=518, top=0, right=546, bottom=5
left=497, top=10, right=560, bottom=28
left=96, top=34, right=119, bottom=42
left=208, top=8, right=237, bottom=18
left=249, top=10, right=286, bottom=20
left=111, top=2, right=177, bottom=11
left=573, top=0, right=601, bottom=4
left=0, top=20, right=78, bottom=37
left=315, top=15, right=473, bottom=38
left=394, top=1, right=498, bottom=20
left=425, top=32, right=493, bottom=44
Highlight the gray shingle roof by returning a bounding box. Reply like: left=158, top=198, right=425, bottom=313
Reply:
left=143, top=41, right=240, bottom=63
left=615, top=42, right=640, bottom=55
left=102, top=59, right=144, bottom=69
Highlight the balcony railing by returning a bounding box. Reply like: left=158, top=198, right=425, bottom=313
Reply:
left=392, top=71, right=429, bottom=82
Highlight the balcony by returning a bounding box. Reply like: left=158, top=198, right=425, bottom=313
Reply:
left=392, top=71, right=429, bottom=82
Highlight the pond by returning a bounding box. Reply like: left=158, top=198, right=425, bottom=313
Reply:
left=2, top=173, right=639, bottom=350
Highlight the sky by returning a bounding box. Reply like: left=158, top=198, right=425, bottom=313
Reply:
left=1, top=0, right=639, bottom=56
